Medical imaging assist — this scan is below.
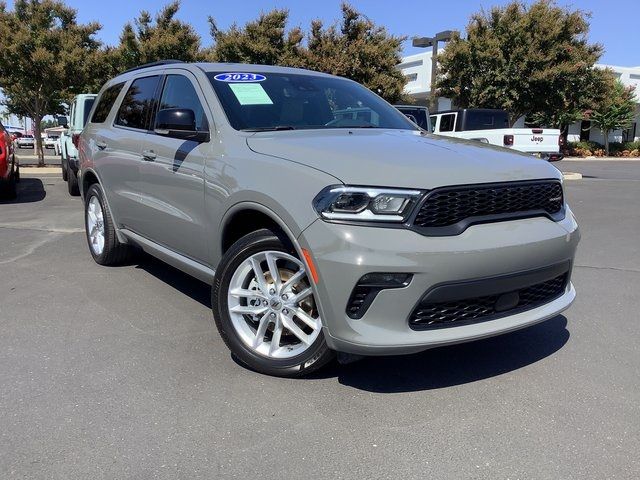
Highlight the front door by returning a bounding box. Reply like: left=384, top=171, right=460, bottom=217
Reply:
left=135, top=72, right=211, bottom=264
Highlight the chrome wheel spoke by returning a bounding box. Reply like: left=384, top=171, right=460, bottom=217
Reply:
left=282, top=315, right=311, bottom=345
left=281, top=269, right=305, bottom=292
left=230, top=304, right=268, bottom=316
left=265, top=252, right=281, bottom=288
left=230, top=288, right=266, bottom=300
left=269, top=321, right=283, bottom=355
left=252, top=313, right=271, bottom=348
left=287, top=287, right=312, bottom=305
left=250, top=257, right=269, bottom=294
left=292, top=307, right=319, bottom=330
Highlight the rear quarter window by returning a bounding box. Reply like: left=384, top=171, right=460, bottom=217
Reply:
left=91, top=83, right=125, bottom=123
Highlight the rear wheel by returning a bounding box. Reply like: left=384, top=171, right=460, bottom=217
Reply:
left=84, top=183, right=133, bottom=265
left=0, top=169, right=17, bottom=200
left=212, top=229, right=334, bottom=377
left=61, top=157, right=68, bottom=181
left=67, top=163, right=79, bottom=196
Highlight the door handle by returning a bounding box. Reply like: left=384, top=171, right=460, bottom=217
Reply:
left=96, top=140, right=107, bottom=150
left=142, top=149, right=157, bottom=161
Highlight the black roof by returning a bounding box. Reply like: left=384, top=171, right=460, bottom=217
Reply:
left=432, top=108, right=507, bottom=115
left=121, top=60, right=184, bottom=74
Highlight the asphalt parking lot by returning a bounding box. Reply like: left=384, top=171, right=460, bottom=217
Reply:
left=1, top=160, right=639, bottom=479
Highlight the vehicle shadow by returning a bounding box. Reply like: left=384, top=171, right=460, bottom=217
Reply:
left=134, top=254, right=212, bottom=309
left=127, top=254, right=570, bottom=393
left=0, top=177, right=46, bottom=204
left=324, top=315, right=570, bottom=393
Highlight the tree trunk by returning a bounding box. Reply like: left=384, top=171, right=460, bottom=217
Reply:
left=33, top=115, right=44, bottom=167
left=603, top=129, right=610, bottom=156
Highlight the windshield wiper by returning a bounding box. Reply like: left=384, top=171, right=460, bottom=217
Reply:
left=241, top=125, right=297, bottom=132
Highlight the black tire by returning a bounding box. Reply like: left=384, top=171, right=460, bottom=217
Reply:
left=61, top=157, right=68, bottom=181
left=84, top=183, right=133, bottom=265
left=67, top=163, right=80, bottom=196
left=0, top=171, right=17, bottom=200
left=212, top=229, right=334, bottom=377
left=14, top=162, right=19, bottom=183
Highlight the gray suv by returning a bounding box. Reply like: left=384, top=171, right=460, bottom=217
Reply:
left=79, top=61, right=580, bottom=377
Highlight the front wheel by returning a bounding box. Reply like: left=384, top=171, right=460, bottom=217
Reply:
left=212, top=229, right=334, bottom=377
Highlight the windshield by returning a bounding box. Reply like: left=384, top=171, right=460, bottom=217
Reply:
left=207, top=71, right=417, bottom=132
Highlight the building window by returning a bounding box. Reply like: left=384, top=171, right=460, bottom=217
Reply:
left=622, top=123, right=637, bottom=142
left=580, top=120, right=591, bottom=142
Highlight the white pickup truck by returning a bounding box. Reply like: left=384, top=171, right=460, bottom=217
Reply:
left=58, top=93, right=97, bottom=195
left=430, top=109, right=563, bottom=161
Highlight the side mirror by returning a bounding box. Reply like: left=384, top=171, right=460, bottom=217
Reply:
left=57, top=115, right=68, bottom=128
left=154, top=108, right=209, bottom=142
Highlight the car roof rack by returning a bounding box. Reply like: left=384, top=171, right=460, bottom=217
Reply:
left=121, top=60, right=185, bottom=74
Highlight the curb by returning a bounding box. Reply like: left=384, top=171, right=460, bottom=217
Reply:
left=19, top=167, right=62, bottom=175
left=562, top=172, right=582, bottom=180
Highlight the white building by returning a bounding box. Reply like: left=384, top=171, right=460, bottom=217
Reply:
left=0, top=104, right=25, bottom=133
left=398, top=51, right=640, bottom=142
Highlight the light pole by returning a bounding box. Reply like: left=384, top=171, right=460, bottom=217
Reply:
left=412, top=30, right=455, bottom=112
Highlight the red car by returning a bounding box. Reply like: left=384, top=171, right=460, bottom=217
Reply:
left=0, top=121, right=19, bottom=199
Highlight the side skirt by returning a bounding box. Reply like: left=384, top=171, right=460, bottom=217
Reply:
left=119, top=228, right=215, bottom=284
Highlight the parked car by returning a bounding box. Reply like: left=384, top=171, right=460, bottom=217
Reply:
left=430, top=109, right=563, bottom=161
left=44, top=135, right=58, bottom=149
left=79, top=62, right=580, bottom=377
left=16, top=134, right=35, bottom=149
left=0, top=121, right=19, bottom=199
left=394, top=105, right=431, bottom=131
left=60, top=93, right=97, bottom=195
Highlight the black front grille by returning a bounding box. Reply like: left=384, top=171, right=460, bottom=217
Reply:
left=409, top=273, right=568, bottom=330
left=412, top=180, right=563, bottom=235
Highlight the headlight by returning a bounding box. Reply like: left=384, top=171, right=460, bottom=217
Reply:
left=313, top=186, right=423, bottom=222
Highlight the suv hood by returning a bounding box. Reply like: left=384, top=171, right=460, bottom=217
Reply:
left=247, top=129, right=561, bottom=189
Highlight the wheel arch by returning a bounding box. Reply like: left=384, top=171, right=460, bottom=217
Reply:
left=219, top=202, right=305, bottom=261
left=80, top=167, right=128, bottom=244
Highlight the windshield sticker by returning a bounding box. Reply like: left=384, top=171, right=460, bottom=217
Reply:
left=214, top=72, right=266, bottom=82
left=228, top=83, right=273, bottom=105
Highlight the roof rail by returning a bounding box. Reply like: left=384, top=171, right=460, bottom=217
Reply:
left=121, top=59, right=185, bottom=74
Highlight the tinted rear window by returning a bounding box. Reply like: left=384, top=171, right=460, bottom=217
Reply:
left=396, top=107, right=430, bottom=130
left=463, top=111, right=509, bottom=131
left=91, top=83, right=125, bottom=123
left=115, top=76, right=160, bottom=130
left=82, top=98, right=96, bottom=127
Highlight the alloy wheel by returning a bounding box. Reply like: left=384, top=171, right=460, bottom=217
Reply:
left=227, top=250, right=322, bottom=359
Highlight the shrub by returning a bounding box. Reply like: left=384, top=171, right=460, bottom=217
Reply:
left=564, top=141, right=640, bottom=157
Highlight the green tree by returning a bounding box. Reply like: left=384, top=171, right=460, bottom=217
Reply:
left=436, top=0, right=604, bottom=126
left=590, top=79, right=636, bottom=156
left=0, top=0, right=103, bottom=165
left=305, top=3, right=407, bottom=102
left=114, top=1, right=201, bottom=72
left=40, top=119, right=58, bottom=129
left=206, top=9, right=305, bottom=67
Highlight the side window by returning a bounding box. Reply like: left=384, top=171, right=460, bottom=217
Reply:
left=429, top=115, right=437, bottom=130
left=439, top=114, right=456, bottom=132
left=82, top=98, right=96, bottom=127
left=156, top=75, right=207, bottom=131
left=91, top=82, right=125, bottom=123
left=115, top=76, right=160, bottom=130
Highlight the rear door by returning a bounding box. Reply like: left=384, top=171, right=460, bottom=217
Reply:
left=95, top=76, right=161, bottom=230
left=134, top=71, right=210, bottom=262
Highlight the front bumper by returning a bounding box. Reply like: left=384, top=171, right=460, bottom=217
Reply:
left=298, top=207, right=580, bottom=355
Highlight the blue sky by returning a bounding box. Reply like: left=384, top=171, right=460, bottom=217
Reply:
left=5, top=0, right=640, bottom=66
